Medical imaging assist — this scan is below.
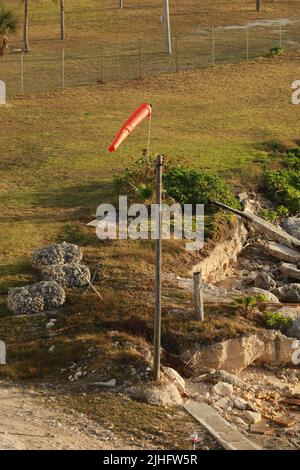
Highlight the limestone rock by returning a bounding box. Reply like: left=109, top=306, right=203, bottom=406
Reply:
left=7, top=281, right=65, bottom=315
left=234, top=398, right=248, bottom=410
left=163, top=367, right=185, bottom=394
left=244, top=411, right=261, bottom=424
left=280, top=263, right=300, bottom=281
left=283, top=216, right=300, bottom=240
left=274, top=283, right=300, bottom=303
left=253, top=272, right=276, bottom=290
left=212, top=382, right=233, bottom=397
left=187, top=331, right=298, bottom=374
left=32, top=242, right=82, bottom=269
left=140, top=383, right=182, bottom=406
left=249, top=287, right=279, bottom=302
left=214, top=396, right=232, bottom=411
left=266, top=242, right=300, bottom=263
left=40, top=263, right=91, bottom=287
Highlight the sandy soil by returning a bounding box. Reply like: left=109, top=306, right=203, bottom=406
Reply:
left=0, top=381, right=132, bottom=450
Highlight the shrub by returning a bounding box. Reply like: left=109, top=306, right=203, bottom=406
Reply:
left=285, top=147, right=300, bottom=171
left=264, top=169, right=300, bottom=214
left=163, top=167, right=240, bottom=210
left=269, top=46, right=284, bottom=57
left=264, top=311, right=293, bottom=333
left=232, top=294, right=268, bottom=317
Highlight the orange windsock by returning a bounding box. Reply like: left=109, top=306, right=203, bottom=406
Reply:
left=108, top=103, right=152, bottom=152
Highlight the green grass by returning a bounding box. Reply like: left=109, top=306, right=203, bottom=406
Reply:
left=1, top=57, right=299, bottom=294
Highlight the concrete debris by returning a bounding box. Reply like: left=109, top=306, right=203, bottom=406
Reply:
left=244, top=410, right=261, bottom=424
left=266, top=242, right=300, bottom=263
left=163, top=367, right=185, bottom=394
left=212, top=382, right=233, bottom=397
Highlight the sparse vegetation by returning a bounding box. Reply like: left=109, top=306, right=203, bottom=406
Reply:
left=269, top=45, right=284, bottom=57
left=264, top=311, right=293, bottom=333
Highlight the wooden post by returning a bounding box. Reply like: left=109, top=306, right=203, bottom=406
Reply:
left=279, top=18, right=282, bottom=48
left=193, top=271, right=204, bottom=321
left=119, top=0, right=124, bottom=8
left=256, top=0, right=261, bottom=12
left=163, top=0, right=172, bottom=54
left=153, top=154, right=163, bottom=382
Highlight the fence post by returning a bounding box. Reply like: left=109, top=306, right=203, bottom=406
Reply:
left=193, top=271, right=204, bottom=321
left=138, top=38, right=142, bottom=79
left=246, top=22, right=249, bottom=60
left=175, top=35, right=178, bottom=72
left=21, top=52, right=24, bottom=95
left=212, top=25, right=215, bottom=65
left=62, top=48, right=65, bottom=91
left=119, top=0, right=123, bottom=8
left=279, top=18, right=282, bottom=48
left=100, top=43, right=103, bottom=83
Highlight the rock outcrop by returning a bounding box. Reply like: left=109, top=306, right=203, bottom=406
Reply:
left=274, top=283, right=300, bottom=303
left=283, top=216, right=300, bottom=240
left=185, top=332, right=299, bottom=374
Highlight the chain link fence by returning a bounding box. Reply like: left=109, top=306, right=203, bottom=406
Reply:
left=0, top=17, right=300, bottom=97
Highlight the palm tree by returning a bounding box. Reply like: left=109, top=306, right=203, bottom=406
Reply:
left=60, top=0, right=65, bottom=40
left=23, top=0, right=29, bottom=52
left=0, top=6, right=18, bottom=58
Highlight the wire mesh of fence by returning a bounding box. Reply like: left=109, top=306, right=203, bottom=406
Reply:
left=0, top=17, right=299, bottom=97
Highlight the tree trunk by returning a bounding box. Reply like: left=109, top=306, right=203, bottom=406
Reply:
left=60, top=0, right=65, bottom=40
left=24, top=0, right=29, bottom=52
left=256, top=0, right=261, bottom=12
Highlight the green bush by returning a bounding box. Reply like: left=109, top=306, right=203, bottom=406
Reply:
left=264, top=311, right=293, bottom=333
left=285, top=147, right=300, bottom=170
left=269, top=46, right=284, bottom=57
left=264, top=169, right=300, bottom=214
left=163, top=167, right=240, bottom=210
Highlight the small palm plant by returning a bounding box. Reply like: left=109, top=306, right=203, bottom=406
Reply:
left=233, top=293, right=268, bottom=318
left=0, top=6, right=18, bottom=57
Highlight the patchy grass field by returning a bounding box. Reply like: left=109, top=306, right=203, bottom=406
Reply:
left=1, top=56, right=299, bottom=303
left=1, top=0, right=300, bottom=94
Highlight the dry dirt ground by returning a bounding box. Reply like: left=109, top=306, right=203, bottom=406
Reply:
left=0, top=380, right=132, bottom=450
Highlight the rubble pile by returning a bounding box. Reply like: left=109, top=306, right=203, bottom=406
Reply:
left=188, top=367, right=300, bottom=449
left=7, top=242, right=91, bottom=315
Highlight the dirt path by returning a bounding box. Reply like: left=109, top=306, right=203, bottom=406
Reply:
left=0, top=381, right=131, bottom=450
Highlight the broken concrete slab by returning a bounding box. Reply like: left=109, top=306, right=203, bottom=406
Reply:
left=244, top=410, right=261, bottom=424
left=250, top=423, right=274, bottom=435
left=184, top=400, right=262, bottom=450
left=280, top=263, right=300, bottom=281
left=266, top=242, right=300, bottom=263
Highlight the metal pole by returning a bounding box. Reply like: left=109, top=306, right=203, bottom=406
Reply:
left=138, top=38, right=142, bottom=80
left=279, top=18, right=282, bottom=48
left=175, top=35, right=178, bottom=72
left=193, top=271, right=204, bottom=321
left=163, top=0, right=172, bottom=55
left=100, top=43, right=103, bottom=83
left=212, top=25, right=215, bottom=65
left=62, top=48, right=65, bottom=91
left=21, top=53, right=24, bottom=95
left=246, top=22, right=249, bottom=60
left=153, top=154, right=163, bottom=382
